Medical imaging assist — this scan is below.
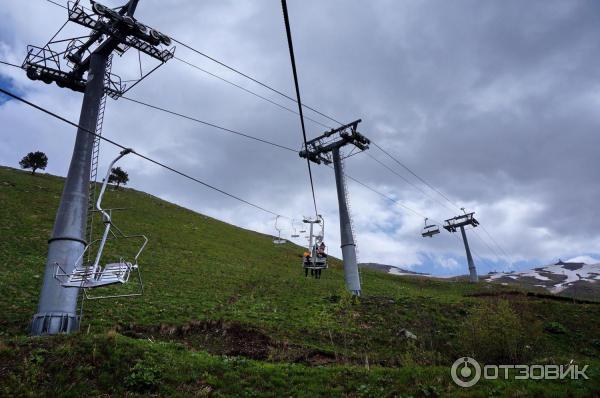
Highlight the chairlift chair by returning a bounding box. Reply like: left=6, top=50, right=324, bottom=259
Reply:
left=290, top=220, right=300, bottom=238
left=272, top=215, right=287, bottom=244
left=421, top=218, right=440, bottom=238
left=302, top=215, right=328, bottom=270
left=54, top=149, right=148, bottom=299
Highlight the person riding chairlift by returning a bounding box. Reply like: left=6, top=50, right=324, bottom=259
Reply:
left=303, top=251, right=311, bottom=277
left=316, top=242, right=327, bottom=258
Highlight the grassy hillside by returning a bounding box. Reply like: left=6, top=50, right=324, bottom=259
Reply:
left=0, top=166, right=599, bottom=397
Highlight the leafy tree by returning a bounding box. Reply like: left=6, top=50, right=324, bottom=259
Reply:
left=108, top=166, right=129, bottom=189
left=19, top=151, right=48, bottom=175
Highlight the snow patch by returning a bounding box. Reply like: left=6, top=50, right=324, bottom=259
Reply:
left=486, top=262, right=600, bottom=294
left=488, top=270, right=548, bottom=281
left=388, top=268, right=417, bottom=276
left=541, top=263, right=600, bottom=293
left=566, top=255, right=600, bottom=264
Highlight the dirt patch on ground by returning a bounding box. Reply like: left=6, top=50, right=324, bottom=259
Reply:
left=119, top=319, right=273, bottom=359
left=118, top=320, right=348, bottom=366
left=465, top=290, right=599, bottom=304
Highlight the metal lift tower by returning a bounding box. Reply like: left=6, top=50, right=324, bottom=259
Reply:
left=300, top=120, right=370, bottom=295
left=443, top=211, right=480, bottom=283
left=23, top=0, right=174, bottom=335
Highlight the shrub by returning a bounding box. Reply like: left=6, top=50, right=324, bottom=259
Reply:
left=124, top=361, right=161, bottom=392
left=544, top=321, right=567, bottom=334
left=458, top=299, right=542, bottom=364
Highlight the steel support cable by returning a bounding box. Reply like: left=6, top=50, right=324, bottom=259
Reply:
left=371, top=140, right=510, bottom=260
left=46, top=0, right=67, bottom=9
left=365, top=152, right=456, bottom=214
left=449, top=232, right=495, bottom=272
left=173, top=56, right=332, bottom=130
left=280, top=0, right=318, bottom=217
left=479, top=225, right=512, bottom=261
left=371, top=140, right=460, bottom=208
left=120, top=95, right=298, bottom=153
left=0, top=60, right=21, bottom=68
left=329, top=165, right=427, bottom=219
left=0, top=87, right=291, bottom=219
left=470, top=228, right=503, bottom=261
left=172, top=37, right=343, bottom=127
left=368, top=143, right=506, bottom=261
left=40, top=20, right=69, bottom=52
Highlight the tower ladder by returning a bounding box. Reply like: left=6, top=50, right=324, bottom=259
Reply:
left=80, top=54, right=113, bottom=320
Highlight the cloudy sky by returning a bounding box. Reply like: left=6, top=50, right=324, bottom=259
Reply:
left=1, top=0, right=600, bottom=276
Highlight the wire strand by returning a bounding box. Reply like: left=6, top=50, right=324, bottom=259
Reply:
left=120, top=95, right=298, bottom=152
left=371, top=140, right=511, bottom=261
left=365, top=152, right=456, bottom=214
left=280, top=0, right=318, bottom=217
left=372, top=140, right=460, bottom=208
left=0, top=60, right=21, bottom=69
left=174, top=56, right=332, bottom=130
left=172, top=37, right=343, bottom=127
left=0, top=87, right=290, bottom=219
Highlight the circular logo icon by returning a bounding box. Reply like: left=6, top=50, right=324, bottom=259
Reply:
left=451, top=357, right=481, bottom=388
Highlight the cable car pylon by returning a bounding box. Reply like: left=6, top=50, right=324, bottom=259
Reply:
left=26, top=0, right=175, bottom=336
left=443, top=209, right=479, bottom=283
left=300, top=119, right=370, bottom=296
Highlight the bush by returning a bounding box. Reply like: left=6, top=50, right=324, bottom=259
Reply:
left=124, top=361, right=161, bottom=392
left=544, top=321, right=567, bottom=334
left=458, top=300, right=542, bottom=364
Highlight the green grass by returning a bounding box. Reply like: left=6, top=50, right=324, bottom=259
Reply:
left=1, top=166, right=599, bottom=397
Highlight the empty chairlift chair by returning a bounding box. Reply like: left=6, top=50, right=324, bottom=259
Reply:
left=421, top=218, right=440, bottom=238
left=290, top=220, right=300, bottom=238
left=54, top=149, right=148, bottom=299
left=273, top=215, right=287, bottom=244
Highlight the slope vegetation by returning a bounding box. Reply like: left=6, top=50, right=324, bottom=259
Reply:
left=0, top=166, right=598, bottom=397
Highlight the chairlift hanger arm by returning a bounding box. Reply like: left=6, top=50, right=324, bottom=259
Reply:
left=71, top=0, right=136, bottom=75
left=303, top=119, right=362, bottom=147
left=443, top=212, right=479, bottom=231
left=71, top=0, right=172, bottom=77
left=299, top=119, right=370, bottom=165
left=96, top=148, right=133, bottom=218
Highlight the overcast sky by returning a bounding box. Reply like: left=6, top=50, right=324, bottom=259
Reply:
left=1, top=0, right=600, bottom=276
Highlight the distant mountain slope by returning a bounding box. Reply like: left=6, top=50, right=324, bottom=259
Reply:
left=482, top=260, right=600, bottom=301
left=362, top=259, right=600, bottom=302
left=360, top=262, right=431, bottom=276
